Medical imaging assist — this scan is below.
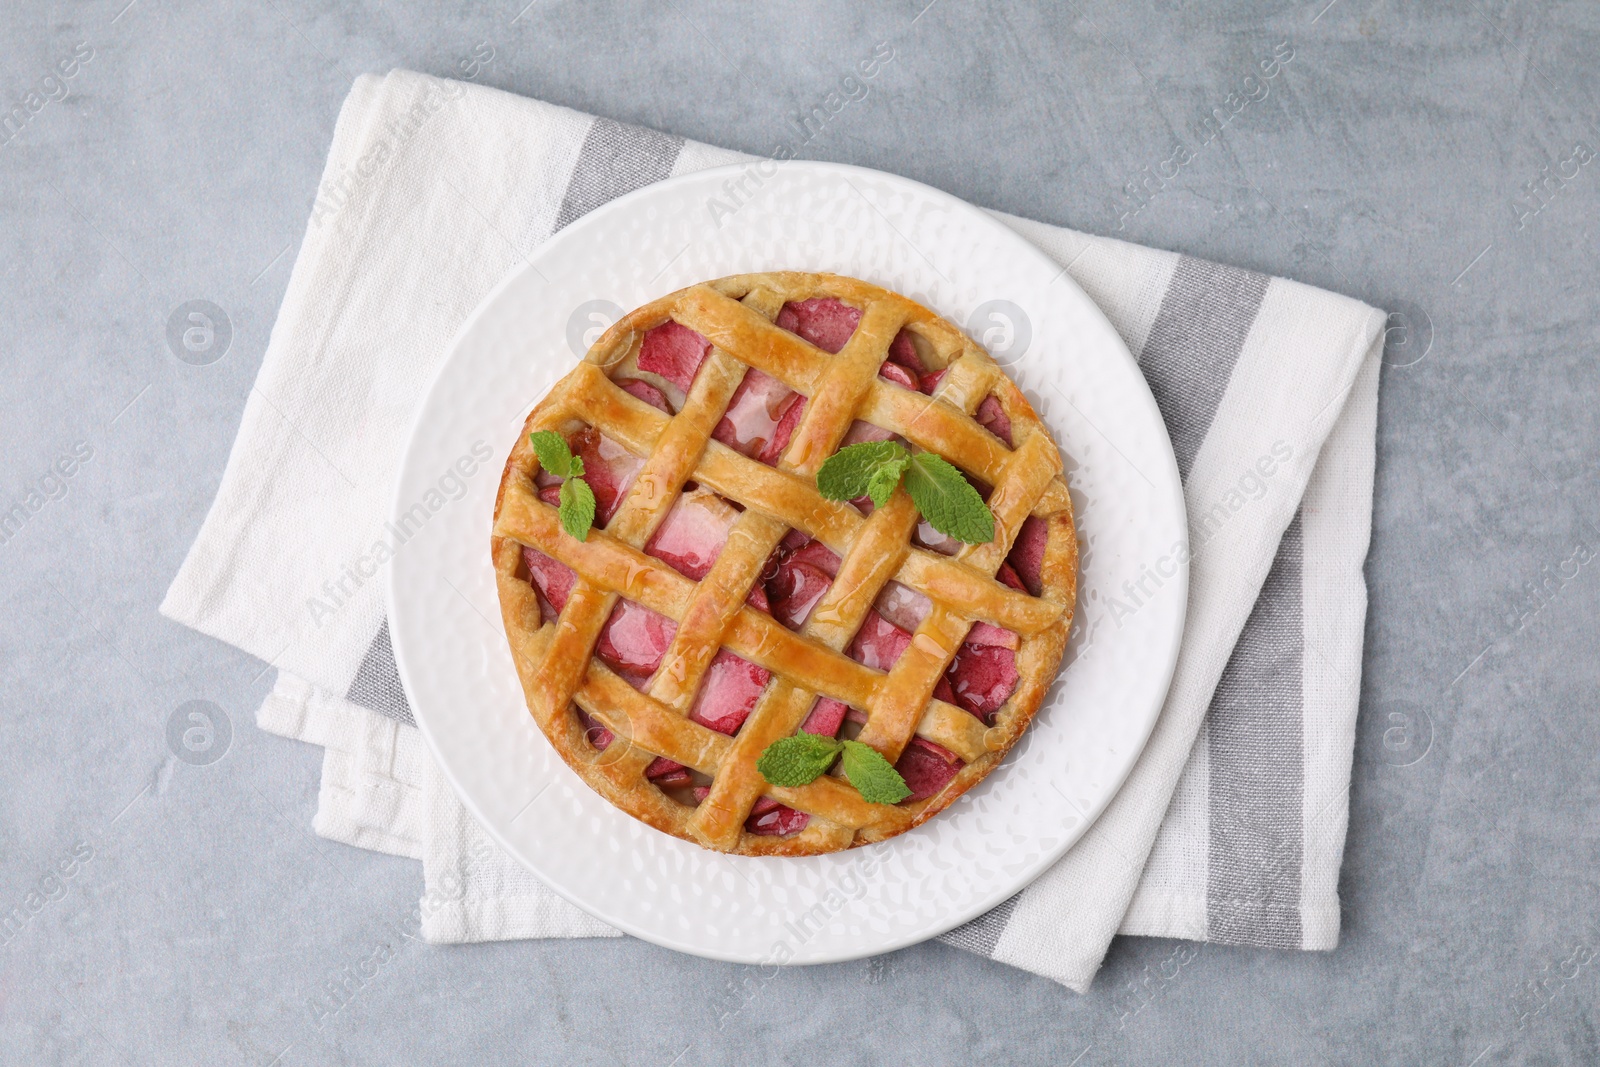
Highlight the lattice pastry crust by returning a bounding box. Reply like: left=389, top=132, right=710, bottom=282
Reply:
left=491, top=272, right=1077, bottom=856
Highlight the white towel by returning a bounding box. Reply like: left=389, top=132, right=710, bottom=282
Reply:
left=161, top=70, right=1385, bottom=991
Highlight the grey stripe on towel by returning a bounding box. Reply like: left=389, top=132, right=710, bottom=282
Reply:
left=1138, top=258, right=1270, bottom=480
left=553, top=117, right=685, bottom=232
left=351, top=119, right=685, bottom=725
left=1205, top=513, right=1305, bottom=948
left=347, top=618, right=414, bottom=725
left=938, top=893, right=1021, bottom=958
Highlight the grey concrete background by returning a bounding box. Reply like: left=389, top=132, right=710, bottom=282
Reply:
left=0, top=0, right=1596, bottom=1063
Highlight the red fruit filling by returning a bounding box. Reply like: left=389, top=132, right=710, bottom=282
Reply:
left=944, top=642, right=1019, bottom=723
left=800, top=697, right=850, bottom=738
left=841, top=419, right=897, bottom=447
left=848, top=610, right=912, bottom=672
left=644, top=488, right=738, bottom=581
left=874, top=581, right=931, bottom=633
left=523, top=546, right=576, bottom=620
left=996, top=561, right=1027, bottom=592
left=919, top=368, right=948, bottom=395
left=913, top=519, right=963, bottom=556
left=887, top=329, right=925, bottom=373
left=568, top=426, right=644, bottom=526
left=575, top=708, right=614, bottom=751
left=616, top=377, right=673, bottom=414
left=595, top=599, right=677, bottom=687
left=637, top=320, right=711, bottom=392
left=778, top=527, right=812, bottom=553
left=824, top=572, right=1019, bottom=722
left=754, top=533, right=842, bottom=632
left=965, top=621, right=1019, bottom=650
left=768, top=558, right=833, bottom=630
left=688, top=649, right=771, bottom=736
left=776, top=297, right=861, bottom=354
left=527, top=549, right=766, bottom=710
left=645, top=756, right=693, bottom=788
left=895, top=736, right=963, bottom=801
left=746, top=582, right=771, bottom=613
left=745, top=795, right=811, bottom=836
left=691, top=787, right=810, bottom=836
left=1008, top=515, right=1047, bottom=595
left=788, top=539, right=841, bottom=576
left=762, top=393, right=807, bottom=464
left=712, top=368, right=804, bottom=466
left=976, top=395, right=1013, bottom=447
left=878, top=360, right=919, bottom=390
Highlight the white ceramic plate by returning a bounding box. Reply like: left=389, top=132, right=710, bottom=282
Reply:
left=388, top=161, right=1186, bottom=965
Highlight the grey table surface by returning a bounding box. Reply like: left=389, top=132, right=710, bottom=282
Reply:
left=2, top=0, right=1597, bottom=1064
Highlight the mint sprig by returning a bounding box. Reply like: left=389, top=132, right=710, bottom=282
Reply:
left=558, top=476, right=596, bottom=541
left=756, top=734, right=912, bottom=805
left=815, top=441, right=995, bottom=544
left=838, top=740, right=913, bottom=805
left=903, top=452, right=994, bottom=544
left=816, top=440, right=908, bottom=507
left=530, top=430, right=595, bottom=541
left=756, top=732, right=840, bottom=786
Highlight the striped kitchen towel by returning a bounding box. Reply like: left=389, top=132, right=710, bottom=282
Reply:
left=160, top=69, right=1385, bottom=991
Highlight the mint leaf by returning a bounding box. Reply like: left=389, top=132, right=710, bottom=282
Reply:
left=903, top=452, right=994, bottom=545
left=757, top=733, right=841, bottom=787
left=757, top=733, right=914, bottom=806
left=816, top=440, right=909, bottom=502
left=558, top=476, right=596, bottom=542
left=865, top=462, right=904, bottom=508
left=817, top=440, right=995, bottom=545
left=529, top=430, right=576, bottom=478
left=533, top=430, right=595, bottom=540
left=839, top=740, right=912, bottom=805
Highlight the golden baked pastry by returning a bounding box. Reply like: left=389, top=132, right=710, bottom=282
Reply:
left=491, top=272, right=1077, bottom=856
